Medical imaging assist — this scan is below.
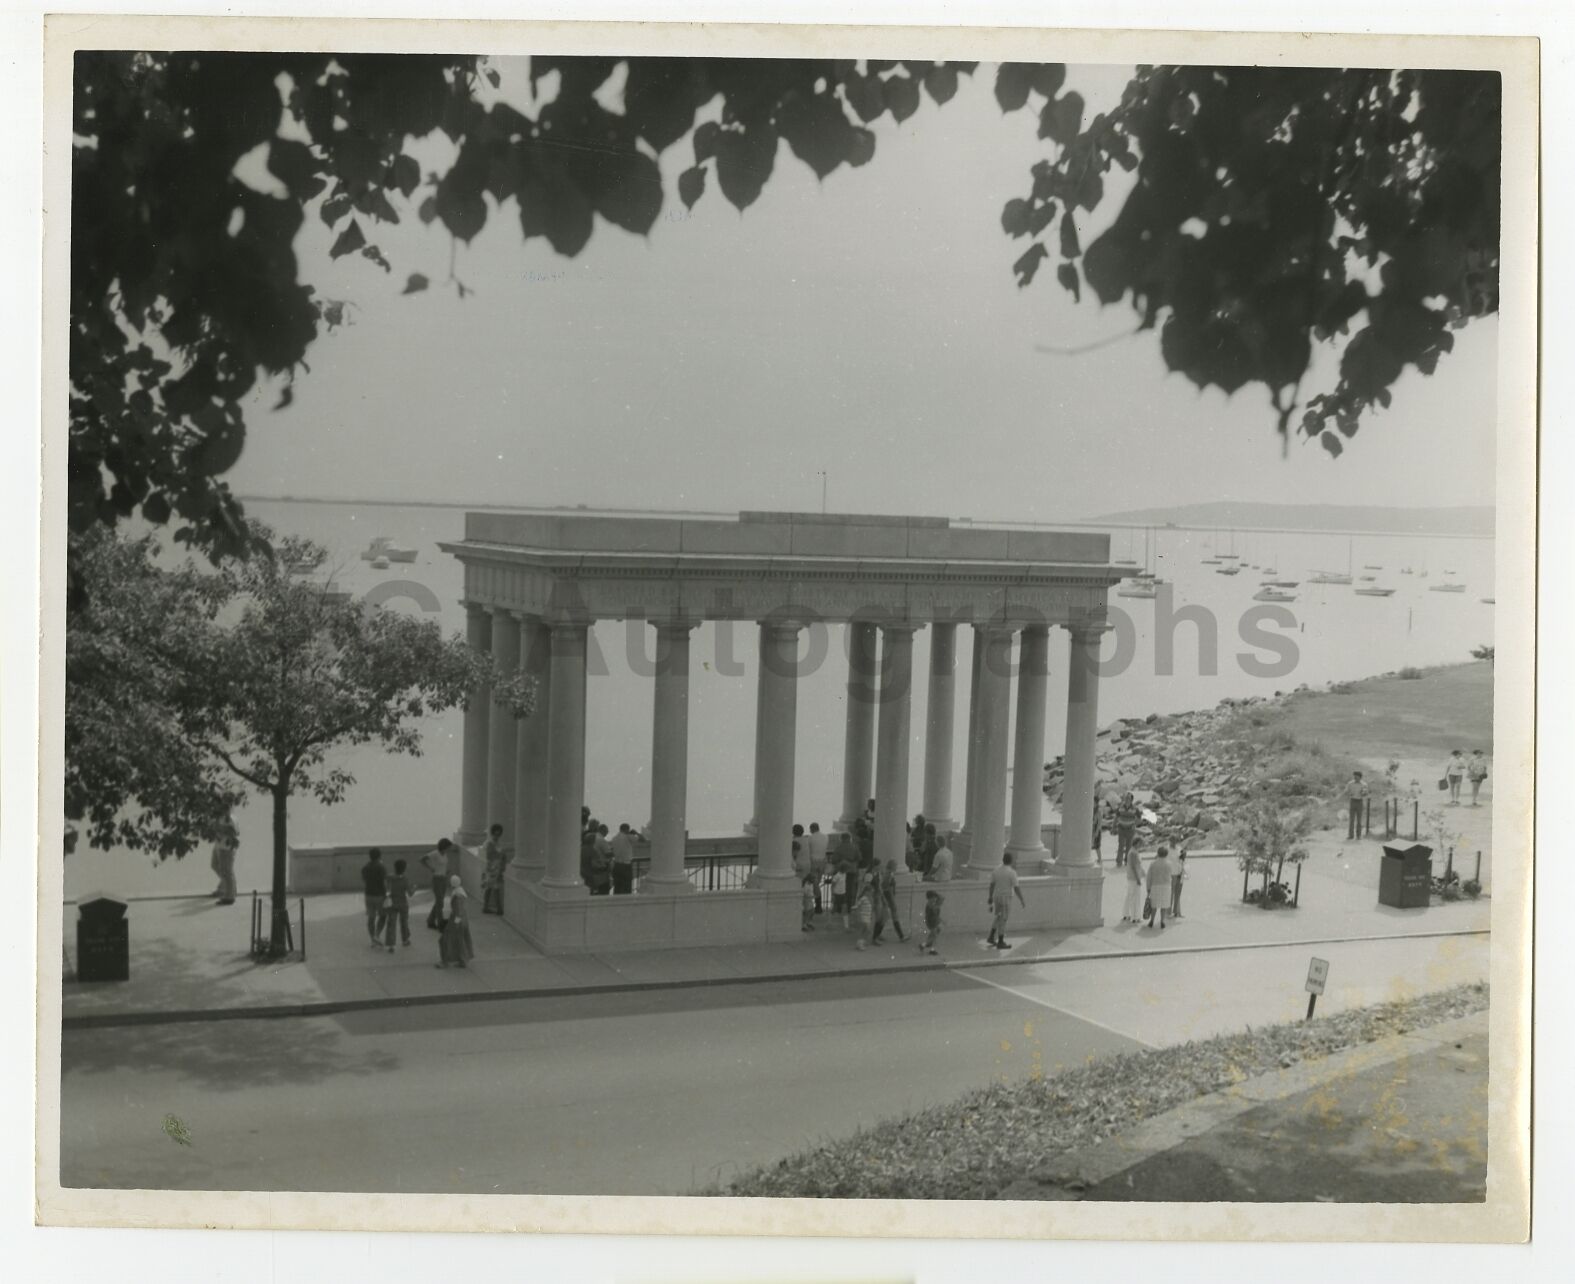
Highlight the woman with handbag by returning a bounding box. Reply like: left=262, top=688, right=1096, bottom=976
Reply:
left=1442, top=749, right=1467, bottom=805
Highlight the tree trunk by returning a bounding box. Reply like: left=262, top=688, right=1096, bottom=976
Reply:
left=1242, top=865, right=1249, bottom=902
left=269, top=783, right=292, bottom=957
left=1275, top=855, right=1285, bottom=883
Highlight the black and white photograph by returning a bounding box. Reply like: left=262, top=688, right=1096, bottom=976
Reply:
left=20, top=5, right=1543, bottom=1256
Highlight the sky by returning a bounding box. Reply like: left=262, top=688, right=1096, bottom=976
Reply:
left=227, top=58, right=1500, bottom=523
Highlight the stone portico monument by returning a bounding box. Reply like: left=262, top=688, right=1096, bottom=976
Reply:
left=440, top=510, right=1123, bottom=953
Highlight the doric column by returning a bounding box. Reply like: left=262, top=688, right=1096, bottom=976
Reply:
left=1056, top=623, right=1104, bottom=869
left=750, top=621, right=801, bottom=887
left=484, top=610, right=521, bottom=852
left=874, top=624, right=917, bottom=873
left=1008, top=625, right=1051, bottom=860
left=965, top=626, right=1014, bottom=876
left=745, top=624, right=768, bottom=835
left=541, top=622, right=590, bottom=893
left=922, top=621, right=958, bottom=833
left=836, top=621, right=879, bottom=831
left=644, top=621, right=696, bottom=893
left=512, top=616, right=552, bottom=879
left=457, top=604, right=494, bottom=844
left=960, top=626, right=984, bottom=835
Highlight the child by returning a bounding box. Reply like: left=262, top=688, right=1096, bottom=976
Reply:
left=383, top=858, right=413, bottom=951
left=852, top=871, right=876, bottom=950
left=833, top=861, right=852, bottom=928
left=920, top=890, right=942, bottom=955
left=800, top=875, right=816, bottom=932
left=1170, top=849, right=1188, bottom=920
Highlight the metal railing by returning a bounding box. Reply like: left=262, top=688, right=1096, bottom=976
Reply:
left=249, top=892, right=307, bottom=960
left=629, top=852, right=758, bottom=893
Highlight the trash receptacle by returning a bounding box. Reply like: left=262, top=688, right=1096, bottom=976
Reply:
left=1379, top=843, right=1433, bottom=909
left=76, top=895, right=129, bottom=982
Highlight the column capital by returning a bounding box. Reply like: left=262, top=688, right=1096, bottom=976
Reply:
left=758, top=619, right=805, bottom=638
left=975, top=622, right=1015, bottom=640
left=651, top=618, right=699, bottom=636
left=878, top=622, right=920, bottom=638
left=1067, top=620, right=1110, bottom=643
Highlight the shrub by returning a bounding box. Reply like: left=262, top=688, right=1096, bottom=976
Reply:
left=1328, top=680, right=1357, bottom=695
left=1397, top=666, right=1424, bottom=680
left=1463, top=879, right=1483, bottom=898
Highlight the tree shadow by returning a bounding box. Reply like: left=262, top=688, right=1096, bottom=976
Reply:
left=61, top=936, right=402, bottom=1092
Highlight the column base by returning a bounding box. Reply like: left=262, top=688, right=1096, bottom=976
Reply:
left=639, top=877, right=697, bottom=896
left=925, top=816, right=958, bottom=835
left=535, top=878, right=591, bottom=899
left=454, top=827, right=486, bottom=847
left=742, top=819, right=760, bottom=837
left=746, top=871, right=800, bottom=891
left=1007, top=841, right=1047, bottom=861
left=1053, top=846, right=1099, bottom=870
left=508, top=862, right=545, bottom=885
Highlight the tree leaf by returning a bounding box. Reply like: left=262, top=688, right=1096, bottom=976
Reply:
left=994, top=63, right=1035, bottom=113
left=1057, top=261, right=1081, bottom=301
left=329, top=218, right=366, bottom=259
left=1013, top=242, right=1049, bottom=287
left=678, top=164, right=707, bottom=210
left=1059, top=210, right=1081, bottom=258
left=402, top=273, right=430, bottom=295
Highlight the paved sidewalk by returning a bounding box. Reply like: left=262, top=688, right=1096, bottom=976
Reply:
left=998, top=1009, right=1490, bottom=1203
left=59, top=846, right=1489, bottom=1026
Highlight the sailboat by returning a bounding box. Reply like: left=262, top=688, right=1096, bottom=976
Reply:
left=1354, top=585, right=1396, bottom=597
left=1117, top=527, right=1163, bottom=599
left=1254, top=585, right=1297, bottom=603
left=1202, top=527, right=1221, bottom=565
left=1429, top=582, right=1467, bottom=593
left=1309, top=537, right=1353, bottom=585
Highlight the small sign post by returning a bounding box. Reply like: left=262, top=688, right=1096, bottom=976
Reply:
left=1305, top=956, right=1330, bottom=1021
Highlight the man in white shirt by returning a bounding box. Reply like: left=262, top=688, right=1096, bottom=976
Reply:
left=986, top=853, right=1026, bottom=950
left=925, top=836, right=955, bottom=886
left=807, top=822, right=830, bottom=914
left=421, top=838, right=453, bottom=931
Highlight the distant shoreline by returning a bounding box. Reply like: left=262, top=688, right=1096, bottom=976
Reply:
left=237, top=494, right=1496, bottom=541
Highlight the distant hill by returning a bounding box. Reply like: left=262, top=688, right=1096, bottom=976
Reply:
left=1085, top=502, right=1494, bottom=538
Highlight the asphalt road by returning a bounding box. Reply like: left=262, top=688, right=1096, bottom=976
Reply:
left=58, top=934, right=1488, bottom=1197
left=59, top=966, right=1141, bottom=1196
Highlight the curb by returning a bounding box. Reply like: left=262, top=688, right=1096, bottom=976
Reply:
left=60, top=926, right=1490, bottom=1031
left=994, top=1008, right=1491, bottom=1201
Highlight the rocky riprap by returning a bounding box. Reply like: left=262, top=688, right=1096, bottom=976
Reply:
left=1042, top=685, right=1355, bottom=850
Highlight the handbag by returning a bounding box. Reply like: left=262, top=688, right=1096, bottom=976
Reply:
left=1142, top=896, right=1154, bottom=923
left=1437, top=777, right=1449, bottom=790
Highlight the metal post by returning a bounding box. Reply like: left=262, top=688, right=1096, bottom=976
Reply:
left=1364, top=796, right=1371, bottom=836
left=299, top=898, right=306, bottom=961
left=1412, top=801, right=1419, bottom=841
left=1294, top=862, right=1302, bottom=908
left=1446, top=848, right=1454, bottom=880
left=1306, top=992, right=1318, bottom=1021
left=1475, top=851, right=1482, bottom=883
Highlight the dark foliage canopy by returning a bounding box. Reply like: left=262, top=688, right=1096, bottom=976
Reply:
left=996, top=64, right=1500, bottom=452
left=70, top=54, right=1500, bottom=578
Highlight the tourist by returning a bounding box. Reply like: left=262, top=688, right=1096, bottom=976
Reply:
left=580, top=827, right=599, bottom=890
left=800, top=874, right=816, bottom=932
left=361, top=847, right=388, bottom=946
left=1170, top=849, right=1188, bottom=920
left=1467, top=750, right=1490, bottom=806
left=382, top=858, right=413, bottom=950
left=611, top=822, right=637, bottom=894
left=1092, top=805, right=1105, bottom=864
left=908, top=814, right=926, bottom=871
left=436, top=875, right=474, bottom=968
left=925, top=832, right=955, bottom=889
left=873, top=858, right=907, bottom=943
left=855, top=817, right=874, bottom=866
left=588, top=828, right=612, bottom=895
left=986, top=853, right=1026, bottom=949
left=209, top=823, right=238, bottom=905
left=807, top=822, right=829, bottom=913
left=910, top=822, right=933, bottom=878
left=1121, top=846, right=1145, bottom=923
left=832, top=832, right=856, bottom=925
left=791, top=823, right=810, bottom=885
left=1115, top=792, right=1140, bottom=866
left=1345, top=771, right=1370, bottom=840
left=851, top=864, right=877, bottom=950
left=481, top=822, right=508, bottom=914
left=1443, top=749, right=1466, bottom=805
left=863, top=797, right=876, bottom=827
left=1146, top=846, right=1175, bottom=930
left=422, top=838, right=453, bottom=931
left=920, top=890, right=943, bottom=955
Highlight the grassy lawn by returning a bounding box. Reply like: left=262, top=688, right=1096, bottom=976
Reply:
left=1277, top=662, right=1493, bottom=763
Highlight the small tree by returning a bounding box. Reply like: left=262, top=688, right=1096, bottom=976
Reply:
left=67, top=525, right=531, bottom=956
left=1471, top=644, right=1495, bottom=665
left=1226, top=802, right=1313, bottom=906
